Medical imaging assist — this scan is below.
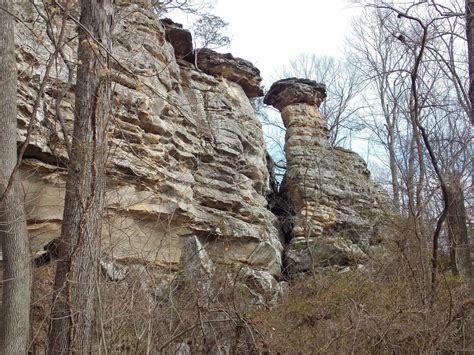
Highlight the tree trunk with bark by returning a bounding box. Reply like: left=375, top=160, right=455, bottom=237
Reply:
left=467, top=0, right=474, bottom=124
left=0, top=1, right=32, bottom=353
left=446, top=181, right=472, bottom=279
left=387, top=129, right=401, bottom=212
left=48, top=1, right=113, bottom=353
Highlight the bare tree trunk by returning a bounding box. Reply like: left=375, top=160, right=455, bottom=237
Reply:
left=0, top=2, right=32, bottom=353
left=406, top=133, right=417, bottom=216
left=387, top=131, right=401, bottom=212
left=383, top=94, right=401, bottom=213
left=446, top=181, right=472, bottom=280
left=467, top=0, right=474, bottom=124
left=48, top=1, right=113, bottom=353
left=408, top=104, right=426, bottom=219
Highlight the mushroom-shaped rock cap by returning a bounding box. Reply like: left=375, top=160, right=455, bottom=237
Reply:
left=196, top=48, right=263, bottom=98
left=263, top=78, right=327, bottom=111
left=161, top=18, right=193, bottom=61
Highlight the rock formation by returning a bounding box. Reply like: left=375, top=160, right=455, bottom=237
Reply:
left=2, top=0, right=389, bottom=302
left=13, top=0, right=282, bottom=295
left=161, top=18, right=194, bottom=61
left=264, top=78, right=387, bottom=274
left=196, top=48, right=264, bottom=98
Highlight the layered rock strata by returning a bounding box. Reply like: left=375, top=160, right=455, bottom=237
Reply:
left=5, top=0, right=389, bottom=297
left=158, top=20, right=264, bottom=99
left=13, top=0, right=282, bottom=287
left=196, top=48, right=264, bottom=98
left=264, top=78, right=386, bottom=274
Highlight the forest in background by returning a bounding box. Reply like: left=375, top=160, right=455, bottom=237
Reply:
left=0, top=0, right=472, bottom=353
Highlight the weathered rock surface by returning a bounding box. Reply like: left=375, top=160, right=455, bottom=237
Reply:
left=265, top=78, right=387, bottom=274
left=13, top=0, right=281, bottom=292
left=263, top=78, right=326, bottom=111
left=161, top=18, right=193, bottom=61
left=177, top=235, right=215, bottom=292
left=5, top=0, right=390, bottom=299
left=176, top=236, right=287, bottom=306
left=237, top=266, right=289, bottom=306
left=196, top=48, right=264, bottom=98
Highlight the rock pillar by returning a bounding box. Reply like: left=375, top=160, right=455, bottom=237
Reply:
left=264, top=78, right=386, bottom=274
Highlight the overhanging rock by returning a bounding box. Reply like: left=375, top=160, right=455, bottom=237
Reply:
left=196, top=48, right=264, bottom=98
left=161, top=18, right=194, bottom=61
left=264, top=77, right=326, bottom=111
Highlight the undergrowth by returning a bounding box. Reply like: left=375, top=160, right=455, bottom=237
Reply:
left=29, top=222, right=473, bottom=354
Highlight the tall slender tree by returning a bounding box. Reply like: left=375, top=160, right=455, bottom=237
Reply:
left=48, top=0, right=114, bottom=352
left=352, top=1, right=472, bottom=291
left=467, top=0, right=474, bottom=123
left=0, top=1, right=32, bottom=353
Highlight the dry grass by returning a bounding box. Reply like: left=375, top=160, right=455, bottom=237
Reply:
left=250, top=267, right=473, bottom=354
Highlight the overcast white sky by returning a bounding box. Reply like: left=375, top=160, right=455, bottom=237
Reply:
left=169, top=1, right=381, bottom=170
left=170, top=0, right=361, bottom=87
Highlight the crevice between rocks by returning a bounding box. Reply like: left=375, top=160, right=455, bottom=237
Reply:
left=265, top=152, right=294, bottom=278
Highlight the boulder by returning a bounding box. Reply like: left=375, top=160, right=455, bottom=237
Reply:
left=237, top=266, right=289, bottom=307
left=285, top=237, right=369, bottom=274
left=263, top=77, right=326, bottom=111
left=177, top=235, right=214, bottom=291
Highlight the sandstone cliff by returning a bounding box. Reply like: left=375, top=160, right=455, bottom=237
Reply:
left=7, top=1, right=386, bottom=299
left=15, top=1, right=282, bottom=290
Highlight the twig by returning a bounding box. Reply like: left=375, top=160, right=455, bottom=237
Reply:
left=158, top=322, right=198, bottom=352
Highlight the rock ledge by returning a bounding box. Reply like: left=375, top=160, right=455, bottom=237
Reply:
left=197, top=48, right=263, bottom=98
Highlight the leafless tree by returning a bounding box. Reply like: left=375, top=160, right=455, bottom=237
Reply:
left=348, top=11, right=410, bottom=212
left=0, top=2, right=32, bottom=353
left=152, top=0, right=214, bottom=16
left=351, top=0, right=472, bottom=292
left=466, top=0, right=474, bottom=123
left=252, top=97, right=287, bottom=179
left=192, top=12, right=230, bottom=50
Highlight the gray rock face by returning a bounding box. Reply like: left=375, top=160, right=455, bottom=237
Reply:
left=196, top=48, right=264, bottom=98
left=237, top=266, right=289, bottom=306
left=265, top=79, right=387, bottom=274
left=178, top=235, right=215, bottom=291
left=15, top=0, right=282, bottom=291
